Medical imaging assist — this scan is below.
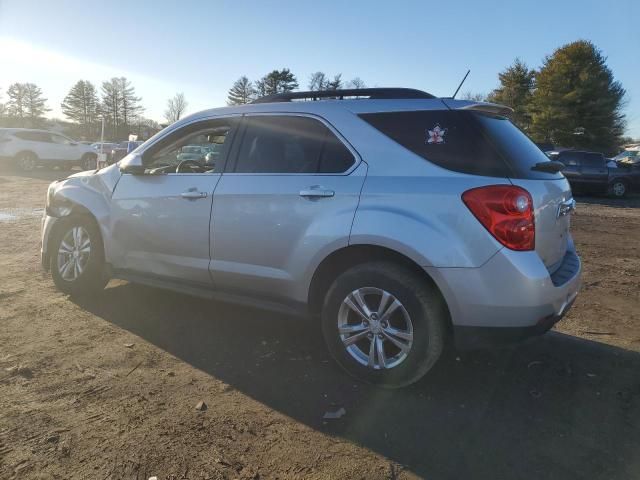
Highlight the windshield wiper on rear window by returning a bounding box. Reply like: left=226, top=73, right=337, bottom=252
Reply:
left=531, top=161, right=564, bottom=173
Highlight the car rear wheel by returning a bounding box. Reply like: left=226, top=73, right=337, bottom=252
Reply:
left=50, top=216, right=108, bottom=296
left=81, top=154, right=97, bottom=171
left=609, top=179, right=627, bottom=198
left=321, top=262, right=447, bottom=388
left=15, top=152, right=37, bottom=171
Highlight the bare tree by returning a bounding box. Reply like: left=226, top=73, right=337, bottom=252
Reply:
left=461, top=91, right=486, bottom=102
left=346, top=77, right=366, bottom=89
left=308, top=72, right=328, bottom=91
left=164, top=92, right=188, bottom=123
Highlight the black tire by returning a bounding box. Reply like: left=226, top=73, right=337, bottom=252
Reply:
left=49, top=216, right=108, bottom=296
left=15, top=151, right=38, bottom=171
left=321, top=262, right=447, bottom=388
left=81, top=154, right=97, bottom=171
left=609, top=179, right=628, bottom=198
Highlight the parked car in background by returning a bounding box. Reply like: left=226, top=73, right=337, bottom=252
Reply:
left=41, top=88, right=581, bottom=388
left=108, top=141, right=143, bottom=164
left=556, top=150, right=635, bottom=197
left=91, top=142, right=118, bottom=153
left=612, top=149, right=640, bottom=164
left=175, top=145, right=214, bottom=163
left=0, top=128, right=98, bottom=171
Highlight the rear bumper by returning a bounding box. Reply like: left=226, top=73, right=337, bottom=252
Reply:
left=426, top=240, right=582, bottom=349
left=452, top=295, right=576, bottom=349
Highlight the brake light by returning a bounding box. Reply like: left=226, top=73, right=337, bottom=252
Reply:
left=462, top=185, right=535, bottom=251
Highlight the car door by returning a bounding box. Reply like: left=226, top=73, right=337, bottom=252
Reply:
left=109, top=116, right=238, bottom=285
left=50, top=133, right=79, bottom=160
left=210, top=113, right=366, bottom=304
left=579, top=153, right=608, bottom=192
left=558, top=151, right=582, bottom=187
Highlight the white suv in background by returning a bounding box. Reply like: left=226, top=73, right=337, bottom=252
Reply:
left=0, top=128, right=98, bottom=171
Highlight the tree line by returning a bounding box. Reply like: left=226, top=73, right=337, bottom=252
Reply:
left=0, top=40, right=631, bottom=152
left=226, top=69, right=367, bottom=105
left=467, top=40, right=628, bottom=154
left=0, top=79, right=188, bottom=141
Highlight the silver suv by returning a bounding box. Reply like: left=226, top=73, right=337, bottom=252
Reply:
left=0, top=128, right=98, bottom=171
left=41, top=88, right=581, bottom=387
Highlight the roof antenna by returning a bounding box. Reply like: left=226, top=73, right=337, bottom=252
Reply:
left=451, top=69, right=470, bottom=99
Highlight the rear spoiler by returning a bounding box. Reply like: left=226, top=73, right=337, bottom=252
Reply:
left=441, top=99, right=514, bottom=118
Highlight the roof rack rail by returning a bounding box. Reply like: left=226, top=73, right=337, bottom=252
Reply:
left=251, top=88, right=435, bottom=104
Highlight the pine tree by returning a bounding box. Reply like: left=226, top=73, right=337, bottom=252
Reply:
left=100, top=78, right=122, bottom=138
left=100, top=77, right=143, bottom=138
left=227, top=77, right=255, bottom=105
left=61, top=80, right=99, bottom=136
left=255, top=69, right=298, bottom=97
left=24, top=83, right=49, bottom=126
left=118, top=77, right=143, bottom=134
left=0, top=89, right=6, bottom=125
left=487, top=58, right=535, bottom=131
left=529, top=41, right=625, bottom=154
left=6, top=83, right=48, bottom=127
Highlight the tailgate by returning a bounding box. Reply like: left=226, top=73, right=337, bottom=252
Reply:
left=510, top=177, right=574, bottom=270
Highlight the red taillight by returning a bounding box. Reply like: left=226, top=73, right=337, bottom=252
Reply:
left=462, top=185, right=535, bottom=251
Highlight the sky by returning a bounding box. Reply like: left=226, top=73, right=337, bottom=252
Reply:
left=1, top=0, right=638, bottom=137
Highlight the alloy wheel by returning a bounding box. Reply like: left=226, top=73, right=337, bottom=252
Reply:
left=337, top=287, right=414, bottom=370
left=17, top=154, right=36, bottom=171
left=613, top=182, right=626, bottom=197
left=56, top=226, right=91, bottom=281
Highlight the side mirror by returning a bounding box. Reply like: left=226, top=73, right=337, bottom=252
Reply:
left=119, top=153, right=146, bottom=175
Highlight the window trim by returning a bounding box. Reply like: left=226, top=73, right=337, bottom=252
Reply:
left=224, top=112, right=361, bottom=176
left=137, top=115, right=241, bottom=176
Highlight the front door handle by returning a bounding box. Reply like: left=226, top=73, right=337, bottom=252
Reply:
left=181, top=190, right=208, bottom=199
left=299, top=186, right=335, bottom=198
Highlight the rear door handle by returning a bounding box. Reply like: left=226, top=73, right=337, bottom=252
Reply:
left=181, top=190, right=208, bottom=199
left=299, top=186, right=335, bottom=198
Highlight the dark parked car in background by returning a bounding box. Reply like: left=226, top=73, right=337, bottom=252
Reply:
left=555, top=150, right=637, bottom=198
left=108, top=141, right=143, bottom=164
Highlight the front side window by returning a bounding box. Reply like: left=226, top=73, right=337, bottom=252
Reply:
left=233, top=115, right=354, bottom=174
left=142, top=118, right=236, bottom=174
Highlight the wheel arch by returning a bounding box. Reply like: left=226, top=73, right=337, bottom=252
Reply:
left=14, top=149, right=38, bottom=159
left=307, top=244, right=452, bottom=332
left=45, top=206, right=104, bottom=271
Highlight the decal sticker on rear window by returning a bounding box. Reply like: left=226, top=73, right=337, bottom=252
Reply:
left=426, top=124, right=447, bottom=144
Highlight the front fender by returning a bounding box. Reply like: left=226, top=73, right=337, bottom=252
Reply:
left=47, top=164, right=121, bottom=262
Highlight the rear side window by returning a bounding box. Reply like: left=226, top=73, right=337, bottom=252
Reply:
left=234, top=115, right=355, bottom=174
left=359, top=110, right=562, bottom=179
left=558, top=152, right=580, bottom=166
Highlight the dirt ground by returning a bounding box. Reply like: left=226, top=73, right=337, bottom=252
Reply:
left=0, top=168, right=639, bottom=480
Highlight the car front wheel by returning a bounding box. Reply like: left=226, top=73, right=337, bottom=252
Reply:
left=321, top=262, right=447, bottom=388
left=50, top=216, right=108, bottom=296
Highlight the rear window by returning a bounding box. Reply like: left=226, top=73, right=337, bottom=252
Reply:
left=359, top=110, right=562, bottom=179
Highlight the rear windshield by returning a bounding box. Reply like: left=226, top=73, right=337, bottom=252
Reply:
left=359, top=110, right=562, bottom=180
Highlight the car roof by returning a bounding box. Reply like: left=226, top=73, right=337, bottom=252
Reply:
left=177, top=97, right=510, bottom=125
left=0, top=127, right=53, bottom=133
